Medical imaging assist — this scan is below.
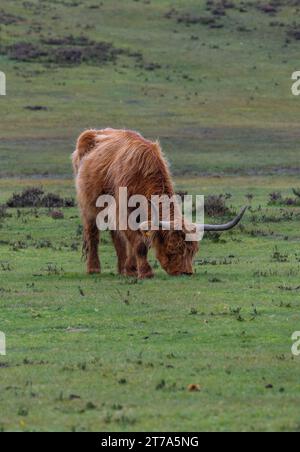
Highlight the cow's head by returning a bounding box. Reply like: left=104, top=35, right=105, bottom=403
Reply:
left=152, top=226, right=199, bottom=276
left=140, top=207, right=247, bottom=276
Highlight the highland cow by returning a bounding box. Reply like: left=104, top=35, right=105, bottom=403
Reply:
left=73, top=128, right=246, bottom=278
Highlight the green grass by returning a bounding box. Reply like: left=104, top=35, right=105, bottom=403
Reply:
left=1, top=178, right=300, bottom=432
left=1, top=0, right=300, bottom=432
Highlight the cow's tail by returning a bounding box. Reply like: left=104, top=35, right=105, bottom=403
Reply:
left=72, top=129, right=98, bottom=174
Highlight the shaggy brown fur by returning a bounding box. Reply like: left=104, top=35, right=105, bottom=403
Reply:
left=72, top=128, right=198, bottom=278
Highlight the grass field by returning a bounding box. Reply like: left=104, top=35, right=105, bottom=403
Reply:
left=1, top=0, right=300, bottom=432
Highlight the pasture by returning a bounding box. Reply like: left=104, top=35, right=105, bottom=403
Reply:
left=1, top=0, right=300, bottom=432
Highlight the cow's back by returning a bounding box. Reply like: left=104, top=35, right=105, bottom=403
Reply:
left=74, top=128, right=174, bottom=209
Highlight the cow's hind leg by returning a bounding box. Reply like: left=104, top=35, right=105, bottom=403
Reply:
left=83, top=216, right=100, bottom=274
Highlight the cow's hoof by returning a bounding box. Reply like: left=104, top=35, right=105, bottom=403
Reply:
left=124, top=271, right=138, bottom=278
left=88, top=268, right=101, bottom=274
left=123, top=267, right=138, bottom=278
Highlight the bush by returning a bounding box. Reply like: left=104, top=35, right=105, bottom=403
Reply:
left=268, top=192, right=283, bottom=205
left=4, top=38, right=127, bottom=67
left=6, top=187, right=44, bottom=208
left=6, top=187, right=75, bottom=208
left=268, top=191, right=300, bottom=207
left=204, top=195, right=231, bottom=217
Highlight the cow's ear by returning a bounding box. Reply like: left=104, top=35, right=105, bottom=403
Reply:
left=183, top=222, right=197, bottom=234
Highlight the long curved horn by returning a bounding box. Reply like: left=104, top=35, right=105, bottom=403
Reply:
left=200, top=207, right=247, bottom=232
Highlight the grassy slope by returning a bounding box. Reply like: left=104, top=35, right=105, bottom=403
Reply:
left=1, top=0, right=300, bottom=432
left=0, top=0, right=300, bottom=176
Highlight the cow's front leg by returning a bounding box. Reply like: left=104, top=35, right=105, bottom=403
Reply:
left=125, top=232, right=153, bottom=279
left=124, top=243, right=138, bottom=277
left=111, top=231, right=128, bottom=274
left=83, top=217, right=100, bottom=274
left=136, top=241, right=154, bottom=279
left=111, top=231, right=138, bottom=277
